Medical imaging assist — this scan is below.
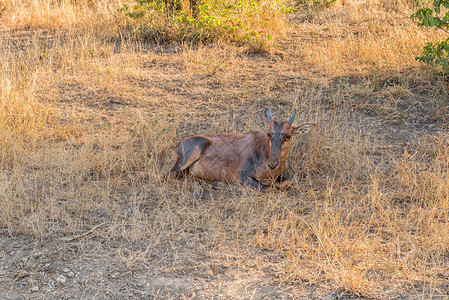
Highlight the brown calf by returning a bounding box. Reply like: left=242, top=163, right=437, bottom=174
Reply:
left=166, top=109, right=315, bottom=192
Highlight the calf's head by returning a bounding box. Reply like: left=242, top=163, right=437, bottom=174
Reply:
left=264, top=108, right=315, bottom=170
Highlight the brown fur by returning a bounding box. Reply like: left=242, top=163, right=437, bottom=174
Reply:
left=166, top=110, right=315, bottom=193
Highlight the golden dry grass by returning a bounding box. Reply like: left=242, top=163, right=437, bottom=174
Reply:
left=0, top=0, right=449, bottom=298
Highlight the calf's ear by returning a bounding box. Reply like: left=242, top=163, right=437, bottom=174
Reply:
left=293, top=123, right=316, bottom=135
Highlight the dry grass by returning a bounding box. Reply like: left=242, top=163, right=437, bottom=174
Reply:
left=1, top=0, right=449, bottom=298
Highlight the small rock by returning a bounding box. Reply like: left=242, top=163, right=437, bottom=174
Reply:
left=31, top=286, right=39, bottom=292
left=56, top=274, right=67, bottom=284
left=62, top=268, right=75, bottom=277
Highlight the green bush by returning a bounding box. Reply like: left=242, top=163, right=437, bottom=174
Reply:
left=119, top=0, right=293, bottom=50
left=411, top=0, right=449, bottom=72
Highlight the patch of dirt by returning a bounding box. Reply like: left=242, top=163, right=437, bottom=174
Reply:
left=0, top=231, right=318, bottom=299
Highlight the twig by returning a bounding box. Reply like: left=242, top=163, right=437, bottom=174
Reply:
left=106, top=224, right=135, bottom=230
left=58, top=222, right=136, bottom=242
left=58, top=222, right=108, bottom=242
left=23, top=222, right=135, bottom=250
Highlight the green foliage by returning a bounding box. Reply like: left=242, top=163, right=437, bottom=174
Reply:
left=411, top=0, right=449, bottom=72
left=119, top=0, right=292, bottom=49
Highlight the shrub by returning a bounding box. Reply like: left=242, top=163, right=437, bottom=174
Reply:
left=411, top=0, right=449, bottom=72
left=119, top=0, right=292, bottom=50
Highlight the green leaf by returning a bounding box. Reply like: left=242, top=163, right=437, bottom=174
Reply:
left=434, top=0, right=441, bottom=13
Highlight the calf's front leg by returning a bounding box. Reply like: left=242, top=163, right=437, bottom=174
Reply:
left=241, top=177, right=273, bottom=193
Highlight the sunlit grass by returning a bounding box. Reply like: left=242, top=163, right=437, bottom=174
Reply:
left=0, top=0, right=448, bottom=298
